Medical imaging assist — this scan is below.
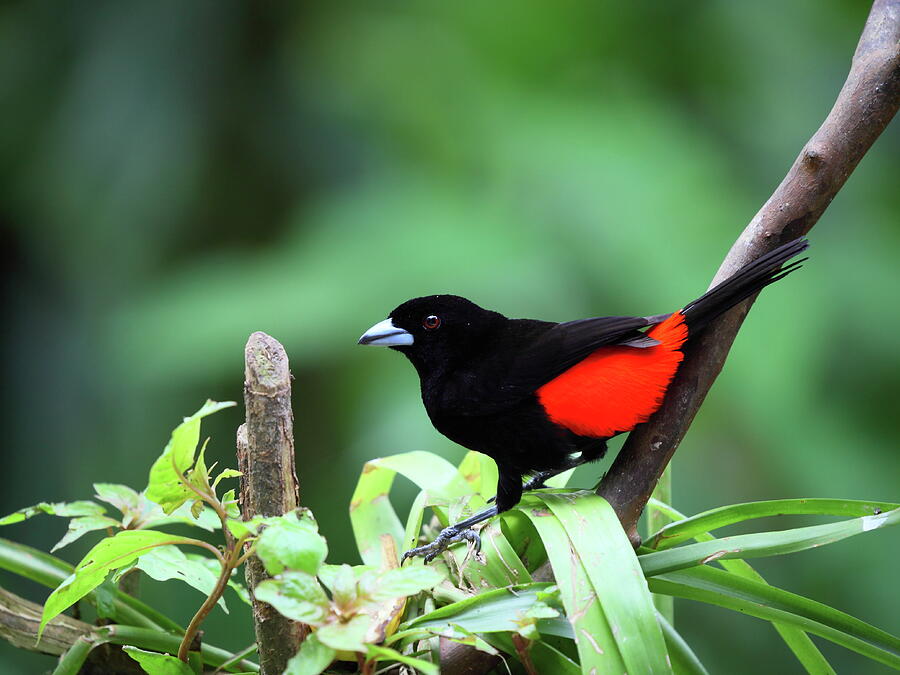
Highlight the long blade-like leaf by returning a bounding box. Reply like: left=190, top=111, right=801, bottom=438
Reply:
left=640, top=508, right=900, bottom=577
left=540, top=492, right=671, bottom=674
left=521, top=497, right=627, bottom=674
left=649, top=566, right=900, bottom=669
left=648, top=498, right=897, bottom=550
left=645, top=499, right=835, bottom=675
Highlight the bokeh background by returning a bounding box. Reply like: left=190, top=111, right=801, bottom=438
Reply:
left=1, top=1, right=897, bottom=672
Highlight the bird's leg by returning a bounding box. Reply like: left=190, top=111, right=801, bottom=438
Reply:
left=401, top=505, right=498, bottom=563
left=404, top=468, right=523, bottom=563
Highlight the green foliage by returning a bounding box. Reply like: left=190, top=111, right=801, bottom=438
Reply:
left=2, top=404, right=897, bottom=674
left=123, top=646, right=195, bottom=675
left=145, top=400, right=236, bottom=514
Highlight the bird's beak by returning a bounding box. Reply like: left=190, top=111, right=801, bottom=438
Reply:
left=358, top=318, right=414, bottom=347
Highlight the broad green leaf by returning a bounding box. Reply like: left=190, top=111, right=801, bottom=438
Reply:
left=123, top=545, right=228, bottom=613
left=51, top=515, right=121, bottom=551
left=657, top=612, right=709, bottom=675
left=648, top=498, right=898, bottom=550
left=123, top=646, right=194, bottom=675
left=350, top=451, right=473, bottom=567
left=254, top=571, right=329, bottom=626
left=539, top=492, right=671, bottom=675
left=255, top=512, right=327, bottom=576
left=404, top=583, right=568, bottom=639
left=94, top=483, right=143, bottom=522
left=95, top=575, right=118, bottom=619
left=367, top=644, right=438, bottom=675
left=0, top=500, right=106, bottom=526
left=39, top=530, right=199, bottom=637
left=327, top=563, right=358, bottom=609
left=284, top=634, right=335, bottom=675
left=640, top=508, right=900, bottom=577
left=316, top=614, right=372, bottom=652
left=456, top=451, right=498, bottom=499
left=650, top=565, right=900, bottom=669
left=522, top=500, right=625, bottom=673
left=359, top=565, right=442, bottom=603
left=145, top=400, right=235, bottom=514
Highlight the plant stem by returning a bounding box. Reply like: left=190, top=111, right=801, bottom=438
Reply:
left=177, top=556, right=233, bottom=662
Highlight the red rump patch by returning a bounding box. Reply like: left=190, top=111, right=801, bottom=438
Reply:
left=536, top=312, right=689, bottom=438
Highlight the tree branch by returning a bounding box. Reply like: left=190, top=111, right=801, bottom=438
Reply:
left=442, top=1, right=898, bottom=671
left=597, top=0, right=899, bottom=544
left=237, top=331, right=306, bottom=675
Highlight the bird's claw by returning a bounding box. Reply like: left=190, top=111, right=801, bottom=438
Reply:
left=402, top=525, right=482, bottom=564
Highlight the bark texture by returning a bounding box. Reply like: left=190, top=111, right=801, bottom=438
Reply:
left=237, top=331, right=306, bottom=675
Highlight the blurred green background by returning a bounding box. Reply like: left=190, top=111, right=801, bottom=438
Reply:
left=1, top=1, right=897, bottom=672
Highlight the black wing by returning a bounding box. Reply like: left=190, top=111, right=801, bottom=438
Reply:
left=435, top=314, right=671, bottom=417
left=504, top=314, right=667, bottom=393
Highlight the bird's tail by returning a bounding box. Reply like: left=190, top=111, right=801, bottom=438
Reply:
left=680, top=237, right=809, bottom=333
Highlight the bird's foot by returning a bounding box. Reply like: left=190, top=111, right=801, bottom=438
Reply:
left=402, top=525, right=482, bottom=564
left=521, top=474, right=550, bottom=492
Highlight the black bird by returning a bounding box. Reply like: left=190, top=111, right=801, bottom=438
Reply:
left=358, top=238, right=809, bottom=562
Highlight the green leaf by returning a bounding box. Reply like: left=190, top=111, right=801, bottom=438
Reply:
left=538, top=492, right=671, bottom=675
left=650, top=565, right=900, bottom=669
left=212, top=469, right=242, bottom=491
left=657, top=612, right=709, bottom=675
left=646, top=498, right=835, bottom=674
left=123, top=646, right=195, bottom=675
left=52, top=515, right=121, bottom=551
left=255, top=512, right=327, bottom=576
left=0, top=500, right=106, bottom=526
left=648, top=498, right=898, bottom=550
left=326, top=563, right=358, bottom=609
left=283, top=634, right=335, bottom=675
left=522, top=501, right=626, bottom=673
left=253, top=571, right=329, bottom=626
left=350, top=451, right=473, bottom=567
left=185, top=553, right=251, bottom=606
left=94, top=483, right=143, bottom=524
left=359, top=565, right=443, bottom=603
left=367, top=644, right=438, bottom=675
left=404, top=583, right=568, bottom=639
left=187, top=439, right=211, bottom=492
left=124, top=545, right=228, bottom=613
left=39, top=530, right=199, bottom=638
left=95, top=575, right=118, bottom=619
left=316, top=614, right=372, bottom=652
left=145, top=400, right=235, bottom=514
left=221, top=489, right=240, bottom=520
left=640, top=508, right=900, bottom=577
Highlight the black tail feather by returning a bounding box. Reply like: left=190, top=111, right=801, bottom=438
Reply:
left=681, top=238, right=809, bottom=332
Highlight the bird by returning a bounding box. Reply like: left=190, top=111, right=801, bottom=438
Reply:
left=358, top=238, right=809, bottom=562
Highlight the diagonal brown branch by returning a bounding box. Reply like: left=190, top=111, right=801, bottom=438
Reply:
left=597, top=0, right=899, bottom=544
left=442, top=1, right=898, bottom=671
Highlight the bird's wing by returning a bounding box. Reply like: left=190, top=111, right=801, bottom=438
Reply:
left=443, top=314, right=670, bottom=416
left=505, top=315, right=666, bottom=391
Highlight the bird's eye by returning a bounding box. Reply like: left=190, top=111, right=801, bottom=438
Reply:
left=423, top=315, right=441, bottom=330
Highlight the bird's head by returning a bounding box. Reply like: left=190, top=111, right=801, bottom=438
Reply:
left=358, top=294, right=504, bottom=374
